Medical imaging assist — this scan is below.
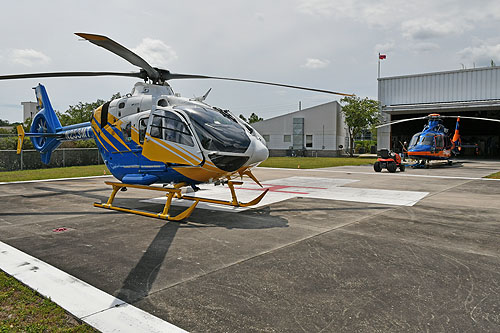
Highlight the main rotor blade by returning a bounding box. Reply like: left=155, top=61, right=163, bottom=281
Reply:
left=440, top=116, right=500, bottom=123
left=165, top=73, right=354, bottom=96
left=0, top=71, right=143, bottom=81
left=375, top=116, right=428, bottom=128
left=75, top=33, right=160, bottom=82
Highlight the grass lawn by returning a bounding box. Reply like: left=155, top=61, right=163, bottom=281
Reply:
left=0, top=158, right=375, bottom=183
left=0, top=164, right=109, bottom=183
left=485, top=171, right=500, bottom=179
left=0, top=270, right=97, bottom=332
left=259, top=157, right=376, bottom=169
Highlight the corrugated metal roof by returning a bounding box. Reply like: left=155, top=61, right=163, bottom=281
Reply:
left=379, top=66, right=500, bottom=107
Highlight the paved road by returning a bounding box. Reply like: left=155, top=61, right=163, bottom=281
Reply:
left=1, top=159, right=499, bottom=332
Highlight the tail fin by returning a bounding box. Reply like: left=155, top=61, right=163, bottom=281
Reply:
left=30, top=84, right=63, bottom=164
left=451, top=117, right=461, bottom=154
left=16, top=125, right=25, bottom=154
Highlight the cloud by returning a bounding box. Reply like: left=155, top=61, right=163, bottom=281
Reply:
left=9, top=49, right=50, bottom=67
left=295, top=0, right=411, bottom=28
left=374, top=41, right=396, bottom=55
left=302, top=58, right=330, bottom=69
left=295, top=0, right=338, bottom=17
left=401, top=18, right=467, bottom=40
left=132, top=38, right=178, bottom=68
left=410, top=42, right=441, bottom=52
left=458, top=43, right=500, bottom=66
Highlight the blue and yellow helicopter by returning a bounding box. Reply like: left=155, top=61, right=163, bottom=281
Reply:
left=5, top=33, right=351, bottom=221
left=377, top=113, right=500, bottom=168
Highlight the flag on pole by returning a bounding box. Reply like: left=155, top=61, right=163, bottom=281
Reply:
left=379, top=54, right=387, bottom=60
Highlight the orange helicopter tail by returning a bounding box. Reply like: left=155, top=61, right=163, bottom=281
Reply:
left=451, top=117, right=461, bottom=153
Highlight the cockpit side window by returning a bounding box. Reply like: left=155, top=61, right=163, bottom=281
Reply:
left=150, top=111, right=194, bottom=147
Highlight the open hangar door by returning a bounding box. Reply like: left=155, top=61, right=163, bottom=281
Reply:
left=389, top=110, right=500, bottom=158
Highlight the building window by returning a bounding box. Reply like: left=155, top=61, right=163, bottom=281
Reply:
left=262, top=134, right=270, bottom=142
left=306, top=135, right=313, bottom=148
left=284, top=135, right=291, bottom=142
left=355, top=130, right=372, bottom=141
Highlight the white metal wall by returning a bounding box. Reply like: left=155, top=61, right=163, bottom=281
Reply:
left=252, top=101, right=345, bottom=151
left=379, top=66, right=500, bottom=106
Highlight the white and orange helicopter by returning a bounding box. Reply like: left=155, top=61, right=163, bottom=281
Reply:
left=4, top=33, right=352, bottom=221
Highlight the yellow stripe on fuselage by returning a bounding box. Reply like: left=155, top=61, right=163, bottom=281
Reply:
left=144, top=135, right=202, bottom=166
left=90, top=121, right=109, bottom=152
left=94, top=123, right=121, bottom=152
left=104, top=124, right=131, bottom=151
left=173, top=166, right=226, bottom=183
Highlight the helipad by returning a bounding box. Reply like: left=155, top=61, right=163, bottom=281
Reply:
left=1, top=160, right=499, bottom=332
left=145, top=176, right=429, bottom=211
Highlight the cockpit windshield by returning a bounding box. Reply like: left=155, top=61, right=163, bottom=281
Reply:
left=409, top=132, right=421, bottom=148
left=179, top=106, right=250, bottom=153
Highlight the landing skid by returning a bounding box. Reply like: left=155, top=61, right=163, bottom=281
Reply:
left=94, top=180, right=268, bottom=221
left=410, top=160, right=452, bottom=168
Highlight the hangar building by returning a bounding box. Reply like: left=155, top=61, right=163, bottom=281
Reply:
left=377, top=66, right=500, bottom=157
left=252, top=101, right=346, bottom=157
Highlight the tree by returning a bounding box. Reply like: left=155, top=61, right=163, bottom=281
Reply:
left=340, top=95, right=380, bottom=156
left=239, top=113, right=263, bottom=124
left=57, top=92, right=121, bottom=126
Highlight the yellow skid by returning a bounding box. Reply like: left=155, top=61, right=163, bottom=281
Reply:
left=94, top=180, right=268, bottom=221
left=94, top=181, right=199, bottom=221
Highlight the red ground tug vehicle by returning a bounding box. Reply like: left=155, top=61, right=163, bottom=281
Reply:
left=373, top=149, right=405, bottom=173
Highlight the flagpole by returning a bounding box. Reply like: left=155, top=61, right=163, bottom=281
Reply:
left=378, top=52, right=381, bottom=79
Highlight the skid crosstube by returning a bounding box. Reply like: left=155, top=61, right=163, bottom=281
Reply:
left=94, top=180, right=268, bottom=221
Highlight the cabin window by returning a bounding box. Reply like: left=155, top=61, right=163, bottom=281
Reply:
left=139, top=117, right=148, bottom=144
left=419, top=134, right=434, bottom=145
left=435, top=135, right=444, bottom=148
left=121, top=121, right=132, bottom=142
left=118, top=102, right=125, bottom=109
left=150, top=111, right=194, bottom=146
left=284, top=135, right=291, bottom=143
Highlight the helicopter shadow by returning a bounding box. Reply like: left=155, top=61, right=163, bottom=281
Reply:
left=20, top=184, right=289, bottom=304
left=114, top=204, right=289, bottom=304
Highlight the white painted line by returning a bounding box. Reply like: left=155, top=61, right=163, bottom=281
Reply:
left=256, top=167, right=500, bottom=181
left=145, top=176, right=429, bottom=211
left=0, top=175, right=113, bottom=185
left=0, top=241, right=186, bottom=333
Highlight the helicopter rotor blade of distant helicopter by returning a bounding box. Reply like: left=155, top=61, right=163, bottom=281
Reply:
left=0, top=71, right=144, bottom=81
left=75, top=32, right=160, bottom=82
left=440, top=115, right=500, bottom=123
left=375, top=116, right=428, bottom=128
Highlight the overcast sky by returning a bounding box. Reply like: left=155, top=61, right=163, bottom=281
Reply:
left=1, top=0, right=500, bottom=123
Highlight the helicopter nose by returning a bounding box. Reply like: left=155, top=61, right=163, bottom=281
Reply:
left=246, top=137, right=269, bottom=166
